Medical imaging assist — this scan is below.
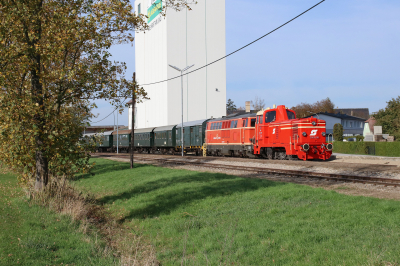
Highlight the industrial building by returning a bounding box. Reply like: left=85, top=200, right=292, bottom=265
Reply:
left=130, top=0, right=226, bottom=129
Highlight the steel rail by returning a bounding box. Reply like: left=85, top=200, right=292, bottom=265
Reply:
left=92, top=153, right=400, bottom=187
left=100, top=154, right=400, bottom=187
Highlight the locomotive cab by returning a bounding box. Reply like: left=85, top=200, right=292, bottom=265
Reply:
left=253, top=105, right=332, bottom=160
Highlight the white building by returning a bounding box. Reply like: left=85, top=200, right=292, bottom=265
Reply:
left=130, top=0, right=226, bottom=129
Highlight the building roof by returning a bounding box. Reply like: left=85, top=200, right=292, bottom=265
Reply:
left=333, top=108, right=370, bottom=120
left=365, top=117, right=377, bottom=133
left=226, top=110, right=257, bottom=115
left=212, top=113, right=256, bottom=122
left=304, top=112, right=366, bottom=121
left=85, top=125, right=125, bottom=129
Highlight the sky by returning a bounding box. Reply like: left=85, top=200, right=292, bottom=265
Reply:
left=91, top=0, right=400, bottom=127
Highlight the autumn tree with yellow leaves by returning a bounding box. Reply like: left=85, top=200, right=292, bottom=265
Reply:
left=0, top=0, right=191, bottom=190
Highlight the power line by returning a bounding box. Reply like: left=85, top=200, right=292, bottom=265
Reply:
left=90, top=97, right=130, bottom=124
left=138, top=0, right=326, bottom=87
left=91, top=0, right=326, bottom=124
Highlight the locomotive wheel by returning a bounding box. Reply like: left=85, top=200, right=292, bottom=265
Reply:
left=277, top=152, right=286, bottom=160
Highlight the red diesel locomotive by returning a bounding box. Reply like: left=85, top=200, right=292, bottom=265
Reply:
left=205, top=105, right=333, bottom=160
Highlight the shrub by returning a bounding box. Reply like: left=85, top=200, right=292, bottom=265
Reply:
left=332, top=142, right=400, bottom=157
left=356, top=135, right=364, bottom=142
left=333, top=123, right=343, bottom=141
left=375, top=142, right=400, bottom=157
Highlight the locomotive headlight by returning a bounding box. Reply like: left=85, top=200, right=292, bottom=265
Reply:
left=312, top=121, right=316, bottom=126
left=321, top=132, right=326, bottom=137
left=302, top=132, right=307, bottom=137
left=326, top=143, right=333, bottom=150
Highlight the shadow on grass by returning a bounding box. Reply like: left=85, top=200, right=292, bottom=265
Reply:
left=74, top=161, right=148, bottom=181
left=99, top=171, right=285, bottom=220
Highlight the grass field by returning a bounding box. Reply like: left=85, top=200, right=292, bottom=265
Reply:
left=0, top=168, right=117, bottom=266
left=74, top=158, right=400, bottom=265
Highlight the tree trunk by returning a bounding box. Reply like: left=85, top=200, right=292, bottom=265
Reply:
left=30, top=0, right=48, bottom=190
left=35, top=147, right=48, bottom=190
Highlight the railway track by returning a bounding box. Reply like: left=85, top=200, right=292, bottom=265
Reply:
left=93, top=154, right=400, bottom=188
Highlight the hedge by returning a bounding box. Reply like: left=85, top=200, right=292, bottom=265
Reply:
left=375, top=142, right=400, bottom=157
left=332, top=141, right=400, bottom=157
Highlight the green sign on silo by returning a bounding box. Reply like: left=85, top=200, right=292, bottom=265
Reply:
left=148, top=0, right=162, bottom=23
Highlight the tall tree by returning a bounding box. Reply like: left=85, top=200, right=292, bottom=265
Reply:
left=374, top=96, right=400, bottom=140
left=333, top=123, right=344, bottom=141
left=251, top=96, right=265, bottom=111
left=291, top=97, right=335, bottom=118
left=0, top=0, right=190, bottom=189
left=226, top=98, right=236, bottom=111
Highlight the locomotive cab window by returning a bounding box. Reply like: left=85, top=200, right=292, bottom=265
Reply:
left=250, top=118, right=256, bottom=127
left=265, top=111, right=276, bottom=123
left=286, top=110, right=295, bottom=120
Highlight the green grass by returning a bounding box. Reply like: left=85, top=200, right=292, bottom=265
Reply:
left=72, top=158, right=400, bottom=265
left=0, top=168, right=117, bottom=266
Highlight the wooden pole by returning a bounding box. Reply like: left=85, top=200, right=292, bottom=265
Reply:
left=130, top=72, right=136, bottom=169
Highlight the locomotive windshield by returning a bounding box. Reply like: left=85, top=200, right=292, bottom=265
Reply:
left=286, top=110, right=295, bottom=120
left=265, top=111, right=276, bottom=123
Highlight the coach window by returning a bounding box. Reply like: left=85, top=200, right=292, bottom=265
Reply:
left=265, top=111, right=276, bottom=123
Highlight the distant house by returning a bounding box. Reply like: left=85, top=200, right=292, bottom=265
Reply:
left=333, top=108, right=370, bottom=120
left=304, top=112, right=366, bottom=136
left=363, top=117, right=377, bottom=136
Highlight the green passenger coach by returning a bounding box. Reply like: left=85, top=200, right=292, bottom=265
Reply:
left=154, top=125, right=176, bottom=154
left=112, top=130, right=131, bottom=152
left=176, top=119, right=210, bottom=155
left=133, top=127, right=155, bottom=153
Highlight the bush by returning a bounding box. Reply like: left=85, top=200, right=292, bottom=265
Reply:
left=356, top=135, right=364, bottom=142
left=333, top=142, right=367, bottom=154
left=333, top=123, right=343, bottom=141
left=333, top=141, right=400, bottom=157
left=375, top=142, right=400, bottom=157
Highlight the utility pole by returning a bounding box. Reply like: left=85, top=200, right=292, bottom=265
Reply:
left=130, top=72, right=136, bottom=169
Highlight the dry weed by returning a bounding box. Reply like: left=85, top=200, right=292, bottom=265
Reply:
left=28, top=176, right=159, bottom=266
